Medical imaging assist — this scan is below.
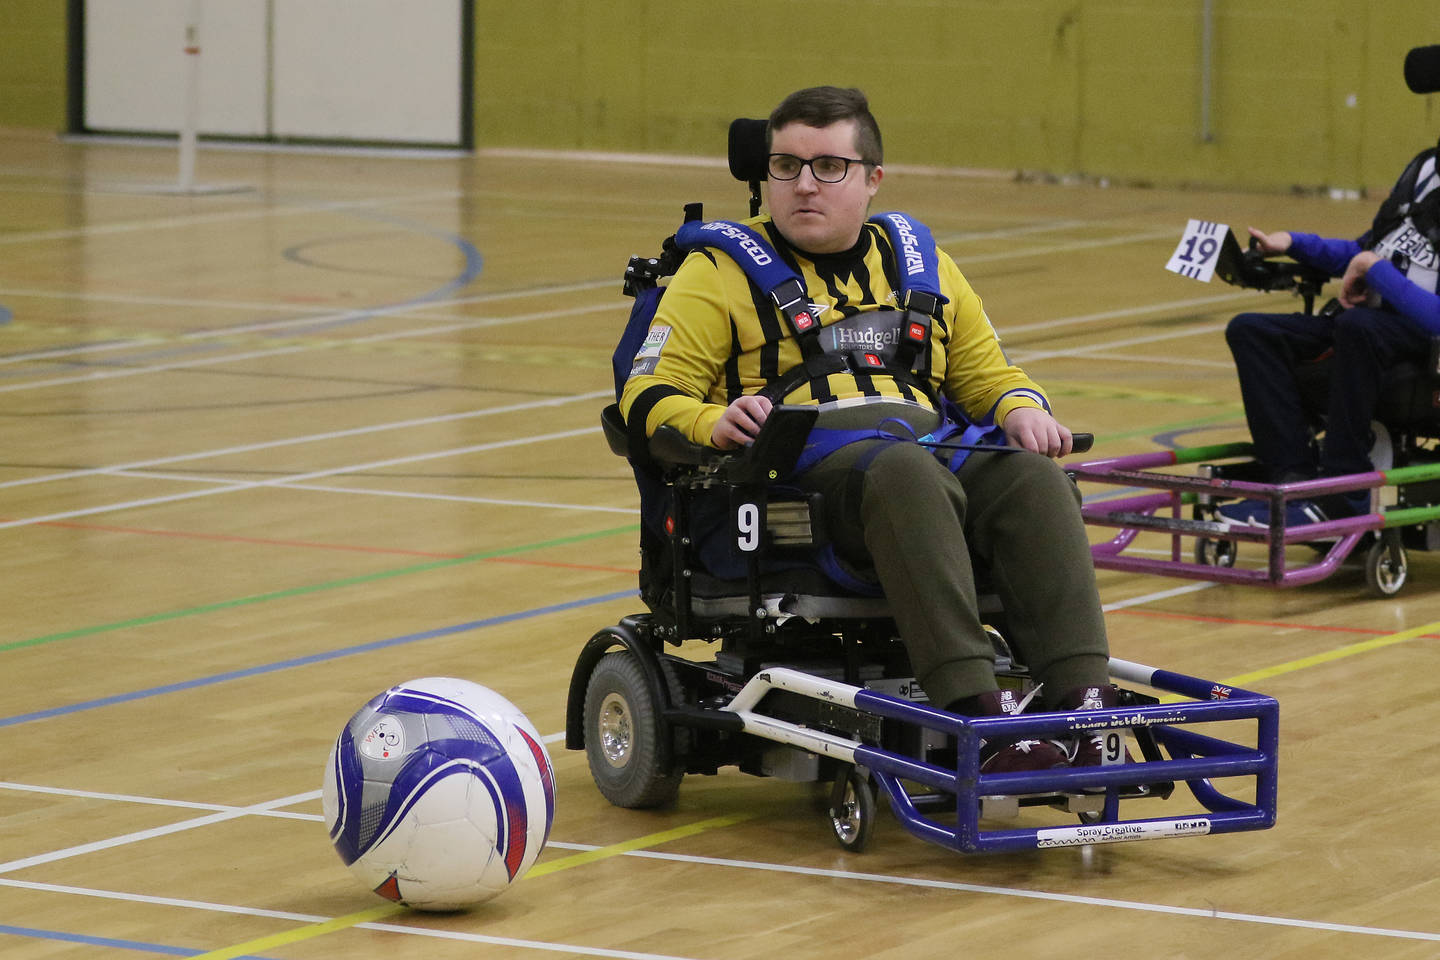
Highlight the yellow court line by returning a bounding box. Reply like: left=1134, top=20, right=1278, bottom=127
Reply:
left=189, top=814, right=752, bottom=959
left=183, top=624, right=1440, bottom=958
left=1158, top=618, right=1440, bottom=703
left=189, top=903, right=405, bottom=960
left=526, top=813, right=754, bottom=878
left=1222, top=618, right=1440, bottom=690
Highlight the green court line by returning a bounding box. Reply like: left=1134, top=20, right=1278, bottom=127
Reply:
left=3, top=523, right=640, bottom=655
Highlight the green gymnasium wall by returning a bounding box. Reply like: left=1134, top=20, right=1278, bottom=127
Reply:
left=474, top=0, right=1438, bottom=195
left=0, top=0, right=68, bottom=131
left=5, top=1, right=1436, bottom=194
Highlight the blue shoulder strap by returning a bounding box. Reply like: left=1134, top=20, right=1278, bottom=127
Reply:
left=675, top=219, right=821, bottom=337
left=677, top=214, right=951, bottom=334
left=869, top=211, right=948, bottom=317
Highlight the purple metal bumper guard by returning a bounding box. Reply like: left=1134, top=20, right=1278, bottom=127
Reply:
left=1067, top=442, right=1440, bottom=586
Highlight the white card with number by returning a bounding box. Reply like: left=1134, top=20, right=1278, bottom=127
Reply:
left=1165, top=219, right=1230, bottom=281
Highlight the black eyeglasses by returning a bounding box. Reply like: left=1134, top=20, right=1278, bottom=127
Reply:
left=767, top=153, right=872, bottom=183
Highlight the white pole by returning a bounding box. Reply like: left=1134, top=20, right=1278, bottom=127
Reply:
left=178, top=0, right=203, bottom=191
left=1199, top=0, right=1214, bottom=143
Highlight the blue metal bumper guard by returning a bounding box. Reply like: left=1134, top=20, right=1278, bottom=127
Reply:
left=723, top=657, right=1278, bottom=852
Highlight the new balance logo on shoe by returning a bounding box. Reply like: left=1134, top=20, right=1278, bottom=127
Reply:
left=969, top=688, right=1069, bottom=773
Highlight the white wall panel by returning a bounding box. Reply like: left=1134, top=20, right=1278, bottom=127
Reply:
left=84, top=0, right=268, bottom=135
left=271, top=0, right=462, bottom=144
left=81, top=0, right=464, bottom=146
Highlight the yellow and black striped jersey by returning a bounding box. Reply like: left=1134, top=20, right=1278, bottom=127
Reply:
left=620, top=215, right=1048, bottom=446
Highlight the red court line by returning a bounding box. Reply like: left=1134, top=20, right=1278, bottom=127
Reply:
left=12, top=517, right=637, bottom=575
left=483, top=555, right=638, bottom=574
left=24, top=518, right=1434, bottom=631
left=1112, top=606, right=1440, bottom=639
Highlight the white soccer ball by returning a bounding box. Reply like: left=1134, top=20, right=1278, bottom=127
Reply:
left=321, top=677, right=555, bottom=910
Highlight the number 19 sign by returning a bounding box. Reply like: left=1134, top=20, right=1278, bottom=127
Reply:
left=1165, top=219, right=1231, bottom=282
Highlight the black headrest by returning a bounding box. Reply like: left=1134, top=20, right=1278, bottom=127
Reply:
left=728, top=118, right=768, bottom=182
left=1405, top=45, right=1440, bottom=94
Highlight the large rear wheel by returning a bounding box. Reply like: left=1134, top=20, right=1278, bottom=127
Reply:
left=584, top=651, right=682, bottom=808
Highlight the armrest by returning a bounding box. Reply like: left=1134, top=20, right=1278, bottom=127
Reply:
left=607, top=401, right=1091, bottom=470
left=649, top=405, right=817, bottom=478
left=719, top=405, right=817, bottom=483
left=649, top=425, right=715, bottom=466
left=1213, top=231, right=1330, bottom=300
left=600, top=401, right=815, bottom=478
left=600, top=402, right=723, bottom=467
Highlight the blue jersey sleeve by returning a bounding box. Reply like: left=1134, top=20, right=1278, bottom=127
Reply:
left=1367, top=259, right=1440, bottom=335
left=1286, top=232, right=1362, bottom=277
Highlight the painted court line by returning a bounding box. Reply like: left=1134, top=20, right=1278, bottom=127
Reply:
left=0, top=782, right=321, bottom=821
left=6, top=618, right=1437, bottom=948
left=959, top=227, right=1180, bottom=263
left=1220, top=618, right=1440, bottom=690
left=1101, top=581, right=1217, bottom=611
left=0, top=300, right=618, bottom=394
left=110, top=470, right=638, bottom=515
left=1014, top=321, right=1228, bottom=363
left=1002, top=290, right=1259, bottom=336
left=0, top=426, right=602, bottom=531
left=0, top=732, right=569, bottom=821
left=0, top=815, right=732, bottom=960
left=1077, top=349, right=1237, bottom=369
left=0, top=233, right=1233, bottom=393
left=4, top=830, right=1434, bottom=950
left=0, top=885, right=702, bottom=960
left=614, top=847, right=1440, bottom=942
left=0, top=188, right=469, bottom=247
left=186, top=904, right=407, bottom=960
left=0, top=276, right=616, bottom=360
left=0, top=588, right=635, bottom=728
left=525, top=815, right=754, bottom=879
left=189, top=816, right=752, bottom=960
left=0, top=792, right=316, bottom=875
left=0, top=922, right=262, bottom=958
left=1113, top=606, right=1439, bottom=639
left=0, top=524, right=637, bottom=654
left=0, top=388, right=612, bottom=491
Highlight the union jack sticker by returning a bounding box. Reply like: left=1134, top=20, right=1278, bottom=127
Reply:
left=1210, top=684, right=1232, bottom=700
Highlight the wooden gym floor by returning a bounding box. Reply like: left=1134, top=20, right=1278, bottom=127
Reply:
left=0, top=132, right=1437, bottom=960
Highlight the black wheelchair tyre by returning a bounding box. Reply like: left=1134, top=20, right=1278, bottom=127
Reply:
left=1194, top=536, right=1236, bottom=568
left=583, top=650, right=683, bottom=808
left=1363, top=533, right=1408, bottom=597
left=828, top=764, right=876, bottom=853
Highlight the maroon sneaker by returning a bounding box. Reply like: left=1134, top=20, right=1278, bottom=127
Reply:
left=1057, top=684, right=1132, bottom=767
left=966, top=689, right=1069, bottom=773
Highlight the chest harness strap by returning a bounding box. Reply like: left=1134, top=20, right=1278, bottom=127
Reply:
left=674, top=213, right=1016, bottom=477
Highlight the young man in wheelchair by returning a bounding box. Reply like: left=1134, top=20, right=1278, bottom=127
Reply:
left=619, top=85, right=1117, bottom=773
left=1220, top=45, right=1440, bottom=528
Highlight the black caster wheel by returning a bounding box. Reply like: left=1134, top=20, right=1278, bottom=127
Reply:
left=828, top=764, right=875, bottom=852
left=1364, top=532, right=1407, bottom=597
left=1194, top=537, right=1236, bottom=567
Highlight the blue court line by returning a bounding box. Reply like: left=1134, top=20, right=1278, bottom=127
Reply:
left=0, top=588, right=635, bottom=729
left=0, top=212, right=481, bottom=362
left=278, top=210, right=484, bottom=333
left=0, top=923, right=272, bottom=958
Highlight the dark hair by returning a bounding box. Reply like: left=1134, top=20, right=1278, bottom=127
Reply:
left=767, top=86, right=883, bottom=165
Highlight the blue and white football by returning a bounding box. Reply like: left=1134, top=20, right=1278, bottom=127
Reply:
left=322, top=677, right=555, bottom=910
